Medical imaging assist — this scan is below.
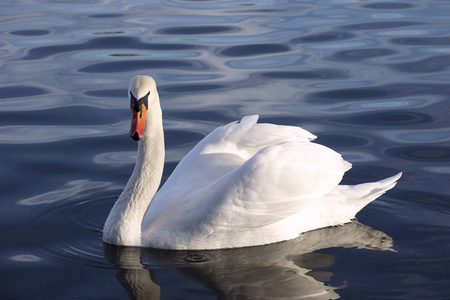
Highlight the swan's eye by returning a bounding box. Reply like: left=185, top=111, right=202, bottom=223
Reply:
left=130, top=91, right=150, bottom=112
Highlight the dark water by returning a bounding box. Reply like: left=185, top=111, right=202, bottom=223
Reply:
left=1, top=0, right=449, bottom=299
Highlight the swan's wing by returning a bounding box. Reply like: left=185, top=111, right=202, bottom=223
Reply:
left=155, top=115, right=317, bottom=204
left=198, top=141, right=351, bottom=229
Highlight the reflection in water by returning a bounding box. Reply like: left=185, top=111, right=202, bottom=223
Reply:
left=104, top=220, right=393, bottom=299
left=105, top=247, right=161, bottom=300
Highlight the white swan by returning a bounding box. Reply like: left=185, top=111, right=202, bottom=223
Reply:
left=103, top=75, right=401, bottom=250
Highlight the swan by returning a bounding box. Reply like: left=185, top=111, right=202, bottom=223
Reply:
left=103, top=75, right=401, bottom=250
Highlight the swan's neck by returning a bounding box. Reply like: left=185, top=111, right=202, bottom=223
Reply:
left=103, top=100, right=164, bottom=246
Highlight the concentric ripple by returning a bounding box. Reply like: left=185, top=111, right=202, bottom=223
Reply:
left=28, top=196, right=116, bottom=270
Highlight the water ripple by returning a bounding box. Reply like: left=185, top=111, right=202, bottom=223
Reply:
left=217, top=43, right=290, bottom=57
left=391, top=55, right=450, bottom=74
left=384, top=128, right=450, bottom=144
left=390, top=37, right=450, bottom=46
left=333, top=111, right=434, bottom=127
left=18, top=180, right=116, bottom=206
left=259, top=69, right=347, bottom=80
left=162, top=83, right=227, bottom=94
left=361, top=3, right=416, bottom=10
left=0, top=85, right=47, bottom=99
left=84, top=88, right=125, bottom=98
left=290, top=31, right=356, bottom=44
left=387, top=146, right=450, bottom=162
left=331, top=48, right=397, bottom=62
left=77, top=59, right=210, bottom=73
left=93, top=151, right=135, bottom=167
left=10, top=29, right=51, bottom=36
left=28, top=195, right=114, bottom=269
left=339, top=21, right=424, bottom=31
left=157, top=25, right=239, bottom=35
left=87, top=13, right=127, bottom=19
left=0, top=121, right=128, bottom=144
left=307, top=83, right=449, bottom=104
left=22, top=36, right=201, bottom=60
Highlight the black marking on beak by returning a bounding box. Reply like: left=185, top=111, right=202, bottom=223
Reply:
left=130, top=91, right=150, bottom=113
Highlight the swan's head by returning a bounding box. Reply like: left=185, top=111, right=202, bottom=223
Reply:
left=128, top=75, right=158, bottom=141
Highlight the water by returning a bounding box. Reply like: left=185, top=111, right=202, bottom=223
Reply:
left=1, top=0, right=449, bottom=299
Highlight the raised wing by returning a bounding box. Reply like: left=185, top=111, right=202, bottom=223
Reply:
left=151, top=115, right=317, bottom=210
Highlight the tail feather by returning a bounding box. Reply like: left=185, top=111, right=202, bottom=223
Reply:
left=351, top=172, right=402, bottom=197
left=341, top=172, right=402, bottom=216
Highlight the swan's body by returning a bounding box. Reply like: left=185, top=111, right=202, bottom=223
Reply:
left=103, top=75, right=401, bottom=250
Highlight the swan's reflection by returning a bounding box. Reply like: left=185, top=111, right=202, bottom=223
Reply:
left=104, top=220, right=394, bottom=300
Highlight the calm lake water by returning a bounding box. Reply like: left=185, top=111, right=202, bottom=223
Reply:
left=1, top=0, right=450, bottom=299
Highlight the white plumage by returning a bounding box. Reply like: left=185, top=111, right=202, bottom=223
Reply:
left=103, top=75, right=401, bottom=250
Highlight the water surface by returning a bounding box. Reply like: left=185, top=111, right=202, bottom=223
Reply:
left=1, top=0, right=449, bottom=299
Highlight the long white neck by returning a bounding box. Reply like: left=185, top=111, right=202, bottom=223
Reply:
left=103, top=97, right=165, bottom=246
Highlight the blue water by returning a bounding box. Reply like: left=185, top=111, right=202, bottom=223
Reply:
left=1, top=0, right=450, bottom=299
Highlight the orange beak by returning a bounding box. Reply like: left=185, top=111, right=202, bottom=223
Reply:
left=130, top=105, right=147, bottom=141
